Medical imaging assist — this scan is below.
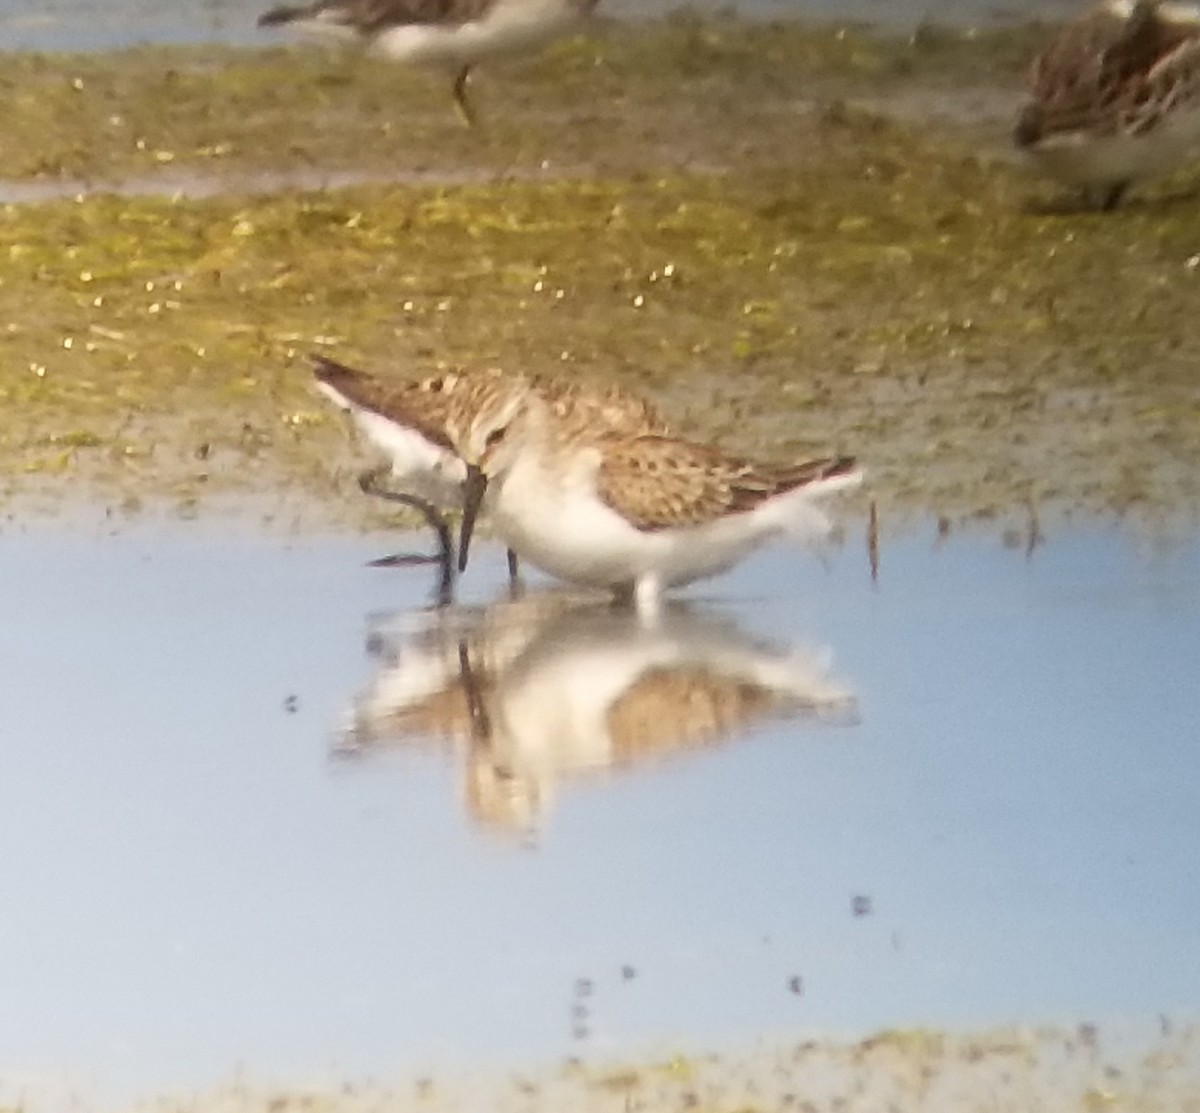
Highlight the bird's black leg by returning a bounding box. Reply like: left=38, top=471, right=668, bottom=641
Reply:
left=451, top=65, right=477, bottom=129
left=1087, top=180, right=1130, bottom=212
left=357, top=466, right=454, bottom=606
left=1101, top=181, right=1129, bottom=212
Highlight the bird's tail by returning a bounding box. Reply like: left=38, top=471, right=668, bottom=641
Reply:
left=310, top=353, right=371, bottom=412
left=797, top=455, right=862, bottom=498
left=257, top=3, right=315, bottom=28
left=774, top=458, right=863, bottom=543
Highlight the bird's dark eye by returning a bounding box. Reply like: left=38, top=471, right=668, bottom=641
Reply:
left=485, top=427, right=507, bottom=448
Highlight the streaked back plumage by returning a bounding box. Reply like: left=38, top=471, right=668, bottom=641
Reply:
left=1017, top=0, right=1200, bottom=146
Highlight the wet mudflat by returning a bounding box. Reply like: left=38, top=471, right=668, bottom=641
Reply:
left=3, top=17, right=1200, bottom=530
left=0, top=519, right=1197, bottom=1111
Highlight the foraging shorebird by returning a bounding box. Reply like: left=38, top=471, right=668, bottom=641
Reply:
left=454, top=390, right=860, bottom=619
left=1014, top=0, right=1200, bottom=209
left=256, top=0, right=602, bottom=126
left=336, top=592, right=856, bottom=836
left=311, top=354, right=665, bottom=599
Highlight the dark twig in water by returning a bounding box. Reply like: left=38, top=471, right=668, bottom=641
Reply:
left=357, top=465, right=454, bottom=606
left=1025, top=494, right=1045, bottom=561
left=868, top=499, right=880, bottom=584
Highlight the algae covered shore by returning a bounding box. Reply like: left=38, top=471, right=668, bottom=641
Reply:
left=1, top=15, right=1198, bottom=530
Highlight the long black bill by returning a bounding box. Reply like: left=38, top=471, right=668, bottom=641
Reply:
left=458, top=465, right=489, bottom=574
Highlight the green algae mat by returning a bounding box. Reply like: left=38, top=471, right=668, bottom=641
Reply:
left=2, top=16, right=1198, bottom=529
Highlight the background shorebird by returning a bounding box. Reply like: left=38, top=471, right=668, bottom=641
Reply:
left=1014, top=0, right=1200, bottom=209
left=310, top=354, right=666, bottom=600
left=454, top=391, right=860, bottom=618
left=257, top=0, right=602, bottom=126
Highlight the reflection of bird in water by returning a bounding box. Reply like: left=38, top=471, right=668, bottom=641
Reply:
left=1014, top=0, right=1200, bottom=209
left=257, top=0, right=602, bottom=127
left=334, top=591, right=856, bottom=837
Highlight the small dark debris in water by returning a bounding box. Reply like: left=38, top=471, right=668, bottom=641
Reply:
left=1025, top=495, right=1045, bottom=560
left=937, top=516, right=952, bottom=539
left=851, top=894, right=873, bottom=918
left=282, top=694, right=299, bottom=714
left=1078, top=1022, right=1099, bottom=1048
left=621, top=964, right=637, bottom=981
left=195, top=442, right=211, bottom=460
left=570, top=977, right=592, bottom=1042
left=788, top=975, right=804, bottom=996
left=682, top=1092, right=700, bottom=1109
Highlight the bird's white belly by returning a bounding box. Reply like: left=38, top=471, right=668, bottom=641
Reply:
left=375, top=8, right=582, bottom=66
left=1030, top=103, right=1200, bottom=186
left=491, top=468, right=669, bottom=589
left=354, top=410, right=466, bottom=507
left=654, top=516, right=776, bottom=588
left=282, top=19, right=361, bottom=45
left=490, top=465, right=778, bottom=591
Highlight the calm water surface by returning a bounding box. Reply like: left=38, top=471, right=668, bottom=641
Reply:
left=0, top=518, right=1197, bottom=1108
left=0, top=0, right=1082, bottom=52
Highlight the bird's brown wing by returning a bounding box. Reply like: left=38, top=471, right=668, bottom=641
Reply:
left=311, top=355, right=459, bottom=451
left=595, top=434, right=854, bottom=532
left=346, top=0, right=498, bottom=31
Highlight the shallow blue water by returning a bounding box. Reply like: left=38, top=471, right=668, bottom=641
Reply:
left=0, top=0, right=1080, bottom=52
left=0, top=517, right=1197, bottom=1107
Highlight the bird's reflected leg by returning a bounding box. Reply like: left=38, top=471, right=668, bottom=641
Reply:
left=458, top=640, right=491, bottom=744
left=506, top=547, right=524, bottom=600
left=357, top=466, right=454, bottom=606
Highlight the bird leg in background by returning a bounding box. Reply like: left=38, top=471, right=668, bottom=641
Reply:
left=452, top=65, right=478, bottom=128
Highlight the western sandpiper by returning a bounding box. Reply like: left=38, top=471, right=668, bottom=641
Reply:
left=454, top=391, right=861, bottom=618
left=311, top=353, right=666, bottom=595
left=313, top=354, right=519, bottom=600
left=257, top=0, right=601, bottom=126
left=1014, top=0, right=1200, bottom=209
